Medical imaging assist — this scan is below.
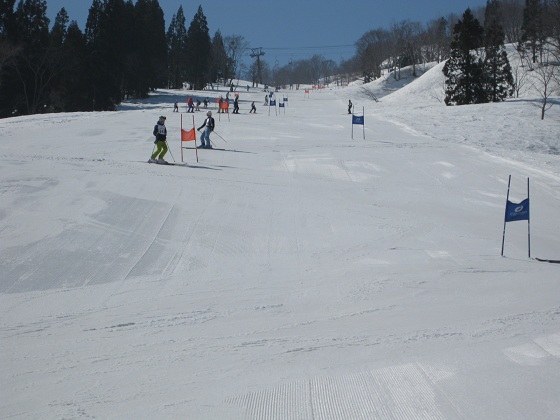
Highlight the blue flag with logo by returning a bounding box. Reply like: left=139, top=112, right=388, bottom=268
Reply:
left=279, top=102, right=285, bottom=107
left=352, top=115, right=364, bottom=125
left=505, top=198, right=529, bottom=222
left=270, top=100, right=276, bottom=106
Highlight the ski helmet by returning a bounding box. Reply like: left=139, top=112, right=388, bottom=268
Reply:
left=207, top=111, right=212, bottom=116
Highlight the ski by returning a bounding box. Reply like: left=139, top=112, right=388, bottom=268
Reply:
left=183, top=147, right=227, bottom=151
left=535, top=258, right=560, bottom=264
left=147, top=160, right=176, bottom=165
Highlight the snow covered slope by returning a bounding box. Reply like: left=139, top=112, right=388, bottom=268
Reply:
left=1, top=68, right=560, bottom=418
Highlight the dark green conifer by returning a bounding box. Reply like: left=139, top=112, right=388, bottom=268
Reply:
left=443, top=9, right=486, bottom=105
left=185, top=6, right=212, bottom=90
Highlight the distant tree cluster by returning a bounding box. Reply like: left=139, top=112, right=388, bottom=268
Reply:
left=443, top=0, right=559, bottom=115
left=443, top=3, right=515, bottom=105
left=0, top=0, right=243, bottom=118
left=1, top=0, right=165, bottom=116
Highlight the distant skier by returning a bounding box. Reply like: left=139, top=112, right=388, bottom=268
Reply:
left=348, top=100, right=353, bottom=114
left=264, top=95, right=268, bottom=106
left=149, top=116, right=168, bottom=163
left=197, top=111, right=215, bottom=149
left=249, top=101, right=256, bottom=113
left=233, top=96, right=239, bottom=114
left=173, top=100, right=179, bottom=112
left=187, top=97, right=194, bottom=113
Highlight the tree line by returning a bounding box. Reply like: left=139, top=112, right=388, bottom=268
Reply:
left=0, top=0, right=242, bottom=118
left=1, top=0, right=559, bottom=118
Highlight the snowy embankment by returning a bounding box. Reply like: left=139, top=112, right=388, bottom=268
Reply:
left=351, top=50, right=560, bottom=171
left=1, top=64, right=560, bottom=419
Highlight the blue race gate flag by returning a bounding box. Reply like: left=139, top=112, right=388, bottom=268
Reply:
left=352, top=115, right=364, bottom=125
left=351, top=107, right=366, bottom=139
left=501, top=175, right=531, bottom=258
left=505, top=198, right=529, bottom=222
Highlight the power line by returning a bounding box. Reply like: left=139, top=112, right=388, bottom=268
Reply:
left=262, top=44, right=355, bottom=51
left=248, top=44, right=356, bottom=66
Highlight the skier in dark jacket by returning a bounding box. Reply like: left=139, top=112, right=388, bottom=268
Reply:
left=233, top=96, right=239, bottom=114
left=149, top=116, right=168, bottom=163
left=197, top=111, right=215, bottom=148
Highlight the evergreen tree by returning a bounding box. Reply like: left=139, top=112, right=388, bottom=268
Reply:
left=85, top=0, right=135, bottom=110
left=210, top=30, right=229, bottom=85
left=14, top=0, right=49, bottom=47
left=50, top=7, right=69, bottom=48
left=0, top=0, right=17, bottom=40
left=185, top=6, right=211, bottom=90
left=85, top=0, right=103, bottom=45
left=103, top=0, right=135, bottom=103
left=166, top=6, right=188, bottom=89
left=83, top=0, right=104, bottom=110
left=47, top=8, right=69, bottom=111
left=0, top=0, right=18, bottom=117
left=483, top=0, right=514, bottom=102
left=519, top=0, right=544, bottom=63
left=119, top=0, right=137, bottom=99
left=59, top=21, right=89, bottom=111
left=10, top=0, right=54, bottom=114
left=443, top=9, right=486, bottom=105
left=131, top=0, right=167, bottom=97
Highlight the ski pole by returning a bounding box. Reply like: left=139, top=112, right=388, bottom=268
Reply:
left=165, top=140, right=176, bottom=162
left=213, top=131, right=227, bottom=143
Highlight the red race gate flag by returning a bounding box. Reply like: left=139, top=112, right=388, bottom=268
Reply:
left=181, top=114, right=198, bottom=162
left=181, top=128, right=196, bottom=141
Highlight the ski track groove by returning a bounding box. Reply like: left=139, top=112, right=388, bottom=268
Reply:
left=103, top=189, right=180, bottom=301
left=208, top=195, right=231, bottom=261
left=3, top=187, right=183, bottom=293
left=167, top=210, right=204, bottom=278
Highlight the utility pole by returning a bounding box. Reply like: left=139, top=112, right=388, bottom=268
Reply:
left=250, top=47, right=265, bottom=86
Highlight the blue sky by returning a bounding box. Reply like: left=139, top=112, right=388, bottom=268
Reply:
left=44, top=0, right=489, bottom=66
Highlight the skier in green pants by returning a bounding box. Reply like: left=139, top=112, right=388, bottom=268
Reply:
left=149, top=116, right=168, bottom=163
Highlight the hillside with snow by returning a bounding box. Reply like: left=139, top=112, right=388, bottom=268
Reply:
left=1, top=56, right=560, bottom=419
